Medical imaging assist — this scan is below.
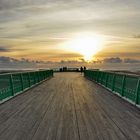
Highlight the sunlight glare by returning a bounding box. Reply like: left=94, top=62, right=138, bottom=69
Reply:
left=67, top=34, right=105, bottom=61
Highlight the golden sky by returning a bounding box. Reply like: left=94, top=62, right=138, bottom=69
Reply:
left=0, top=0, right=140, bottom=62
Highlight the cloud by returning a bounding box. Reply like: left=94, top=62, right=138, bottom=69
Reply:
left=97, top=51, right=140, bottom=58
left=103, top=57, right=140, bottom=64
left=0, top=56, right=26, bottom=63
left=124, top=58, right=140, bottom=63
left=0, top=56, right=11, bottom=62
left=0, top=56, right=35, bottom=63
left=0, top=46, right=10, bottom=52
left=133, top=34, right=140, bottom=39
left=103, top=57, right=123, bottom=63
left=0, top=56, right=139, bottom=70
left=0, top=56, right=40, bottom=70
left=0, top=0, right=140, bottom=63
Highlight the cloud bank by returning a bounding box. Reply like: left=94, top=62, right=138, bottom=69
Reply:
left=0, top=56, right=139, bottom=71
left=0, top=0, right=140, bottom=63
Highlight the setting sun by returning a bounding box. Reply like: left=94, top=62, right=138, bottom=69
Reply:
left=65, top=34, right=106, bottom=61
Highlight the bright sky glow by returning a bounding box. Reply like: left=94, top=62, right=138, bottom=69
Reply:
left=0, top=0, right=140, bottom=62
left=63, top=34, right=106, bottom=61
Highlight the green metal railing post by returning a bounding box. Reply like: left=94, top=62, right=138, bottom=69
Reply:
left=37, top=72, right=40, bottom=82
left=45, top=71, right=47, bottom=79
left=45, top=71, right=46, bottom=79
left=10, top=74, right=14, bottom=96
left=43, top=71, right=45, bottom=80
left=100, top=72, right=103, bottom=84
left=43, top=71, right=46, bottom=79
left=40, top=71, right=42, bottom=80
left=97, top=71, right=100, bottom=82
left=105, top=73, right=109, bottom=87
left=135, top=78, right=140, bottom=104
left=121, top=75, right=126, bottom=96
left=20, top=73, right=24, bottom=90
left=28, top=73, right=31, bottom=87
left=95, top=71, right=98, bottom=81
left=103, top=72, right=106, bottom=85
left=42, top=71, right=44, bottom=80
left=33, top=72, right=36, bottom=84
left=42, top=71, right=43, bottom=80
left=112, top=74, right=116, bottom=91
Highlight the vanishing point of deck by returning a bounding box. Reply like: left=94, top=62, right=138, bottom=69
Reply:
left=0, top=73, right=140, bottom=140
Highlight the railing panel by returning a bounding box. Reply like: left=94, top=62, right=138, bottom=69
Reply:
left=22, top=73, right=30, bottom=89
left=136, top=79, right=140, bottom=104
left=97, top=71, right=101, bottom=82
left=34, top=72, right=39, bottom=83
left=29, top=72, right=36, bottom=86
left=106, top=73, right=114, bottom=89
left=0, top=70, right=53, bottom=102
left=12, top=73, right=22, bottom=94
left=114, top=74, right=124, bottom=95
left=0, top=74, right=11, bottom=100
left=84, top=70, right=140, bottom=105
left=102, top=72, right=107, bottom=86
left=124, top=76, right=138, bottom=102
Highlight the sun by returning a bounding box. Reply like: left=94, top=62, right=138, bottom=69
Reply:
left=67, top=34, right=105, bottom=62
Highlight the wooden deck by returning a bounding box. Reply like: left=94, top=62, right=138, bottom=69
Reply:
left=0, top=72, right=140, bottom=140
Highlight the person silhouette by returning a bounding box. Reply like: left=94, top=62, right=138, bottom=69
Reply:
left=84, top=66, right=86, bottom=71
left=80, top=67, right=83, bottom=74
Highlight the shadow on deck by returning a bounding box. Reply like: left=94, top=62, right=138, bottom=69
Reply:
left=0, top=72, right=140, bottom=140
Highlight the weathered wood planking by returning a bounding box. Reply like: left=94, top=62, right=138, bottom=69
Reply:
left=0, top=72, right=140, bottom=140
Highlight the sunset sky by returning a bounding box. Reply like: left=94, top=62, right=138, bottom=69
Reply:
left=0, top=0, right=140, bottom=65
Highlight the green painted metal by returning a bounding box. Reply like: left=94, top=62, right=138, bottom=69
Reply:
left=0, top=70, right=53, bottom=101
left=28, top=73, right=31, bottom=87
left=107, top=73, right=114, bottom=89
left=105, top=73, right=109, bottom=87
left=20, top=73, right=24, bottom=91
left=121, top=75, right=126, bottom=96
left=124, top=76, right=138, bottom=102
left=84, top=70, right=140, bottom=105
left=10, top=75, right=14, bottom=96
left=135, top=78, right=140, bottom=104
left=112, top=74, right=116, bottom=91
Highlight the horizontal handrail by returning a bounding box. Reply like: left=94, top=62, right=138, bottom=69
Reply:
left=0, top=69, right=51, bottom=76
left=84, top=70, right=140, bottom=105
left=0, top=70, right=53, bottom=102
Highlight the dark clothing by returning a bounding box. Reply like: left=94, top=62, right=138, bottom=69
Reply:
left=80, top=67, right=83, bottom=73
left=84, top=66, right=86, bottom=71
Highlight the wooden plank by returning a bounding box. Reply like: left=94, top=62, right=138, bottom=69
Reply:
left=0, top=72, right=140, bottom=140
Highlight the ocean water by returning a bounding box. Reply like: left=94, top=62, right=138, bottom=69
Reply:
left=0, top=62, right=139, bottom=72
left=87, top=63, right=140, bottom=72
left=49, top=63, right=140, bottom=72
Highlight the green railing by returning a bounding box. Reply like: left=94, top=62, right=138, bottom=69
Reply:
left=0, top=70, right=53, bottom=102
left=84, top=70, right=140, bottom=105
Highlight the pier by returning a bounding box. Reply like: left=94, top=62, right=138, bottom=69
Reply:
left=0, top=72, right=140, bottom=140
